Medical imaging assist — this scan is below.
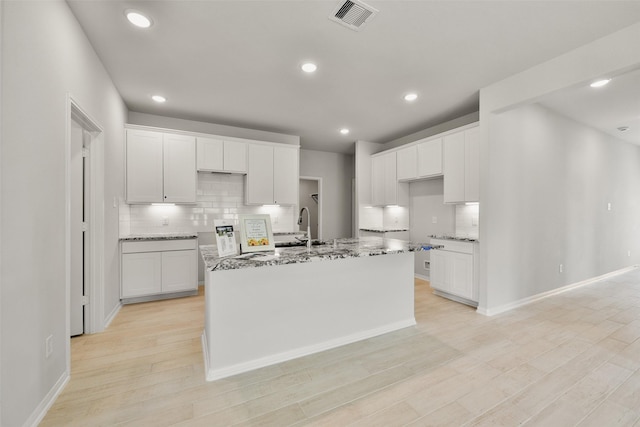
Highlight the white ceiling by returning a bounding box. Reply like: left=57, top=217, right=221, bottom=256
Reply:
left=67, top=1, right=640, bottom=154
left=539, top=67, right=640, bottom=145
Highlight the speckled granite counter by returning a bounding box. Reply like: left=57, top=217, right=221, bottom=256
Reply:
left=359, top=228, right=409, bottom=233
left=200, top=237, right=426, bottom=271
left=119, top=232, right=198, bottom=241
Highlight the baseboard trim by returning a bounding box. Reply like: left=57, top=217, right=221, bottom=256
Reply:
left=24, top=370, right=69, bottom=427
left=477, top=265, right=639, bottom=316
left=204, top=318, right=416, bottom=382
left=414, top=274, right=430, bottom=282
left=104, top=302, right=122, bottom=329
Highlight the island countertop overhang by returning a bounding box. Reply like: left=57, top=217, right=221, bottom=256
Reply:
left=200, top=236, right=428, bottom=271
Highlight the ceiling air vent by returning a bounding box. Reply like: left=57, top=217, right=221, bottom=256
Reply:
left=329, top=0, right=378, bottom=32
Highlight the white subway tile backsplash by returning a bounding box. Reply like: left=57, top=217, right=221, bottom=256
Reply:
left=455, top=204, right=479, bottom=239
left=120, top=173, right=297, bottom=235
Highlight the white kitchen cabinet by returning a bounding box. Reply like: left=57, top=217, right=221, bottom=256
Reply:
left=121, top=239, right=197, bottom=301
left=396, top=145, right=417, bottom=181
left=429, top=238, right=478, bottom=305
left=464, top=126, right=480, bottom=202
left=443, top=131, right=466, bottom=203
left=417, top=137, right=443, bottom=177
left=443, top=125, right=479, bottom=203
left=126, top=129, right=164, bottom=203
left=197, top=137, right=247, bottom=173
left=396, top=138, right=443, bottom=182
left=126, top=129, right=196, bottom=203
left=246, top=143, right=299, bottom=205
left=273, top=145, right=298, bottom=205
left=371, top=151, right=408, bottom=206
left=163, top=133, right=197, bottom=203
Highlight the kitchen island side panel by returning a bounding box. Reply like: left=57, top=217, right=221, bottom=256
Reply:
left=203, top=252, right=415, bottom=380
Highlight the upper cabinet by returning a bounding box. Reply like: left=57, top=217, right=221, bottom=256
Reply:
left=245, top=143, right=299, bottom=205
left=396, top=137, right=443, bottom=182
left=126, top=129, right=196, bottom=204
left=197, top=137, right=247, bottom=174
left=371, top=151, right=408, bottom=206
left=443, top=125, right=479, bottom=203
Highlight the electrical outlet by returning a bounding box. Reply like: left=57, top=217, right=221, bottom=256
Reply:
left=394, top=216, right=399, bottom=224
left=424, top=260, right=430, bottom=270
left=628, top=250, right=631, bottom=257
left=559, top=263, right=563, bottom=273
left=432, top=216, right=437, bottom=224
left=45, top=335, right=53, bottom=359
left=273, top=216, right=279, bottom=224
left=608, top=202, right=612, bottom=211
left=162, top=216, right=169, bottom=226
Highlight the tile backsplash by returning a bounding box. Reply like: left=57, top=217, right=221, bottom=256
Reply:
left=455, top=204, right=479, bottom=239
left=120, top=173, right=297, bottom=235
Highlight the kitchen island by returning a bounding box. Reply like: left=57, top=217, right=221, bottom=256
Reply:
left=200, top=237, right=424, bottom=381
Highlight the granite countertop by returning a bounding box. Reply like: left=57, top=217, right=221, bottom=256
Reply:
left=429, top=235, right=479, bottom=243
left=359, top=228, right=409, bottom=233
left=273, top=231, right=306, bottom=236
left=201, top=236, right=428, bottom=271
left=119, top=232, right=198, bottom=241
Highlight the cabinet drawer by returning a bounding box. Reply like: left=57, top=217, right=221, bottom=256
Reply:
left=430, top=239, right=474, bottom=254
left=122, top=239, right=197, bottom=253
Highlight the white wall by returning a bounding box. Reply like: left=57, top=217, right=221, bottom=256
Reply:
left=128, top=111, right=300, bottom=146
left=299, top=149, right=354, bottom=239
left=484, top=103, right=640, bottom=311
left=479, top=22, right=640, bottom=314
left=1, top=1, right=127, bottom=425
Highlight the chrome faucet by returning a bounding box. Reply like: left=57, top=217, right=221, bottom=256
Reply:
left=298, top=206, right=312, bottom=249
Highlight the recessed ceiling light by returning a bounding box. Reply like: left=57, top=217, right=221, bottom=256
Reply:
left=590, top=79, right=610, bottom=88
left=404, top=93, right=418, bottom=102
left=340, top=128, right=350, bottom=135
left=151, top=95, right=166, bottom=103
left=126, top=10, right=152, bottom=28
left=301, top=63, right=317, bottom=73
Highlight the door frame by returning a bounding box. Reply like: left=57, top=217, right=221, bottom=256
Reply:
left=299, top=176, right=322, bottom=240
left=65, top=95, right=105, bottom=366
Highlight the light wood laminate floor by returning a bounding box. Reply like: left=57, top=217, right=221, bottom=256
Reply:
left=42, top=271, right=640, bottom=426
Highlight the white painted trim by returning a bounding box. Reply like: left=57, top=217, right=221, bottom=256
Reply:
left=65, top=95, right=106, bottom=381
left=477, top=266, right=638, bottom=316
left=414, top=274, right=430, bottom=281
left=299, top=176, right=323, bottom=240
left=23, top=371, right=69, bottom=427
left=205, top=319, right=416, bottom=381
left=103, top=302, right=122, bottom=329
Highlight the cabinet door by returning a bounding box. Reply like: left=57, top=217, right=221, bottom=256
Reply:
left=121, top=252, right=162, bottom=298
left=383, top=152, right=397, bottom=205
left=443, top=131, right=465, bottom=203
left=224, top=141, right=247, bottom=173
left=450, top=252, right=474, bottom=300
left=246, top=144, right=274, bottom=205
left=273, top=146, right=298, bottom=205
left=196, top=137, right=224, bottom=172
left=161, top=250, right=197, bottom=293
left=430, top=250, right=447, bottom=292
left=371, top=155, right=385, bottom=206
left=126, top=129, right=163, bottom=203
left=464, top=127, right=480, bottom=202
left=417, top=138, right=443, bottom=177
left=396, top=146, right=417, bottom=181
left=163, top=134, right=196, bottom=203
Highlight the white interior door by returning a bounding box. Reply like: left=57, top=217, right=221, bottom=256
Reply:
left=70, top=119, right=85, bottom=336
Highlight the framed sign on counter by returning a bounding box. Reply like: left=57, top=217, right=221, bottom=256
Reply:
left=214, top=219, right=238, bottom=257
left=238, top=214, right=275, bottom=253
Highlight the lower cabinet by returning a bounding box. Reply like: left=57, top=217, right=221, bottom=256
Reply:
left=429, top=238, right=478, bottom=305
left=121, top=239, right=197, bottom=301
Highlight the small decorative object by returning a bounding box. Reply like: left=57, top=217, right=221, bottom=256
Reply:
left=214, top=219, right=238, bottom=257
left=238, top=214, right=275, bottom=253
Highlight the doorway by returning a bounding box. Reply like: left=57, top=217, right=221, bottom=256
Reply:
left=67, top=97, right=105, bottom=343
left=299, top=177, right=322, bottom=240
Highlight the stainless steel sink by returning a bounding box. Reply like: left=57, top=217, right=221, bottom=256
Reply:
left=275, top=240, right=327, bottom=248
